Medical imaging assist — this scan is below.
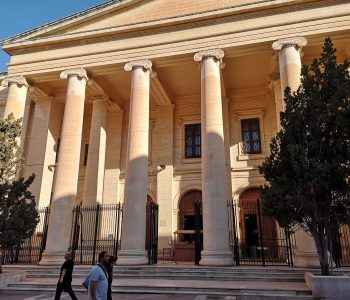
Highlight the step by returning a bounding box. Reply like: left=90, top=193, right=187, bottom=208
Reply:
left=25, top=273, right=305, bottom=282
left=5, top=282, right=312, bottom=297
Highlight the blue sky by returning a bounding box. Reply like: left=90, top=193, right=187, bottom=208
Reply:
left=0, top=1, right=107, bottom=72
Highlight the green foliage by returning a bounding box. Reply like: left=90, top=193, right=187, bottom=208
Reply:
left=259, top=38, right=350, bottom=275
left=0, top=114, right=39, bottom=265
left=0, top=175, right=39, bottom=249
left=0, top=115, right=24, bottom=184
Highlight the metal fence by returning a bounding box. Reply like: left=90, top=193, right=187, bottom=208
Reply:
left=3, top=206, right=50, bottom=264
left=70, top=204, right=123, bottom=265
left=227, top=199, right=295, bottom=267
left=333, top=224, right=350, bottom=267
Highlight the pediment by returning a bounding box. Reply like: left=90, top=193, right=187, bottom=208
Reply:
left=54, top=0, right=256, bottom=36
left=2, top=0, right=260, bottom=45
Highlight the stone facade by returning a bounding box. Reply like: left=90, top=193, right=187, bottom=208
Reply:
left=1, top=0, right=349, bottom=266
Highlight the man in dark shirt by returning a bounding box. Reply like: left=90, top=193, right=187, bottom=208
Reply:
left=54, top=252, right=77, bottom=300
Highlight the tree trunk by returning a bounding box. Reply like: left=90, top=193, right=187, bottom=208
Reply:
left=314, top=228, right=330, bottom=275
left=0, top=248, right=4, bottom=274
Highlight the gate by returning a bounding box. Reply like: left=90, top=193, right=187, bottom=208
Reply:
left=70, top=204, right=122, bottom=265
left=3, top=206, right=50, bottom=264
left=146, top=201, right=158, bottom=265
left=227, top=199, right=295, bottom=267
left=332, top=225, right=350, bottom=267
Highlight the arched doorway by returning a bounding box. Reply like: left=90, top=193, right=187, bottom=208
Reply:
left=175, top=190, right=202, bottom=261
left=239, top=188, right=278, bottom=260
left=179, top=190, right=202, bottom=242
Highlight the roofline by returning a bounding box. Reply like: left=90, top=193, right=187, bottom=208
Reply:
left=0, top=0, right=125, bottom=45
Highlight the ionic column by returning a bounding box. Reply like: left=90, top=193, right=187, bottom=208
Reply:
left=272, top=37, right=307, bottom=94
left=83, top=95, right=108, bottom=205
left=117, top=60, right=152, bottom=265
left=1, top=75, right=29, bottom=120
left=40, top=68, right=88, bottom=265
left=23, top=96, right=53, bottom=205
left=194, top=49, right=234, bottom=266
left=273, top=37, right=319, bottom=268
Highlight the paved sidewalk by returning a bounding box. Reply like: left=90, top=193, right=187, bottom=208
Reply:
left=0, top=290, right=201, bottom=300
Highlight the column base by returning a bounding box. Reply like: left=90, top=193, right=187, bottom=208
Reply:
left=294, top=250, right=320, bottom=268
left=39, top=251, right=65, bottom=266
left=200, top=250, right=234, bottom=266
left=116, top=249, right=149, bottom=266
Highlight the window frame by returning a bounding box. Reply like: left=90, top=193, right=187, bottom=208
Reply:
left=233, top=109, right=266, bottom=161
left=240, top=118, right=262, bottom=155
left=179, top=115, right=201, bottom=164
left=184, top=123, right=201, bottom=159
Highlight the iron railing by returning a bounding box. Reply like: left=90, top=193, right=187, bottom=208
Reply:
left=70, top=204, right=122, bottom=265
left=3, top=206, right=50, bottom=264
left=227, top=199, right=295, bottom=267
left=333, top=224, right=350, bottom=267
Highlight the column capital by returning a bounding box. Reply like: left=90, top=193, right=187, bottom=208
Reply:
left=194, top=49, right=224, bottom=62
left=1, top=75, right=29, bottom=88
left=60, top=68, right=89, bottom=81
left=272, top=37, right=307, bottom=51
left=124, top=60, right=152, bottom=72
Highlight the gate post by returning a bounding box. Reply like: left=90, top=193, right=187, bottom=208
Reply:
left=232, top=199, right=240, bottom=266
left=152, top=203, right=159, bottom=264
left=114, top=203, right=122, bottom=258
left=194, top=199, right=201, bottom=266
left=286, top=225, right=294, bottom=267
left=257, top=199, right=266, bottom=267
left=92, top=205, right=100, bottom=265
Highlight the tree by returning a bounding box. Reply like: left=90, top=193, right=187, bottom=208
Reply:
left=0, top=114, right=39, bottom=273
left=259, top=38, right=350, bottom=275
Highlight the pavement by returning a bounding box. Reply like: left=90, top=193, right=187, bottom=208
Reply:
left=0, top=290, right=233, bottom=300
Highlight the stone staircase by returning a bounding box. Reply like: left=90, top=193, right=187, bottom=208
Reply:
left=2, top=264, right=314, bottom=299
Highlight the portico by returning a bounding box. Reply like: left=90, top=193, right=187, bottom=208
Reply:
left=1, top=0, right=350, bottom=267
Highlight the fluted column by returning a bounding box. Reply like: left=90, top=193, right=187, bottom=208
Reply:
left=272, top=37, right=307, bottom=94
left=1, top=75, right=29, bottom=120
left=273, top=37, right=318, bottom=268
left=40, top=68, right=88, bottom=265
left=83, top=95, right=108, bottom=205
left=194, top=49, right=234, bottom=266
left=117, top=60, right=152, bottom=265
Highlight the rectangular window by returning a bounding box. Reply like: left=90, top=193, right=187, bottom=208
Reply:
left=241, top=118, right=261, bottom=154
left=185, top=123, right=201, bottom=158
left=83, top=144, right=89, bottom=166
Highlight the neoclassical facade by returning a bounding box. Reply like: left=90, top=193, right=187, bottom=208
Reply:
left=1, top=0, right=349, bottom=266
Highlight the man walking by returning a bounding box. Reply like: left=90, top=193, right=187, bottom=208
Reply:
left=54, top=252, right=77, bottom=300
left=89, top=251, right=109, bottom=300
